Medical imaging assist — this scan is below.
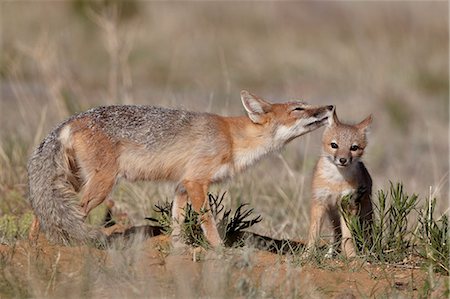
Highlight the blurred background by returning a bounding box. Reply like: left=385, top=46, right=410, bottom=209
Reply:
left=1, top=1, right=448, bottom=240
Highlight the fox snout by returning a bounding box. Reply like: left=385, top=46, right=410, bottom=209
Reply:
left=312, top=105, right=334, bottom=117
left=311, top=105, right=334, bottom=121
left=334, top=155, right=352, bottom=167
left=326, top=143, right=360, bottom=168
left=304, top=105, right=334, bottom=129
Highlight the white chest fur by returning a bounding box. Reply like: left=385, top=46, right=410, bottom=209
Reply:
left=313, top=157, right=358, bottom=204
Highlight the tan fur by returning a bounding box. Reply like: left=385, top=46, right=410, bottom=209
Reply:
left=68, top=119, right=121, bottom=215
left=28, top=91, right=333, bottom=247
left=308, top=109, right=373, bottom=258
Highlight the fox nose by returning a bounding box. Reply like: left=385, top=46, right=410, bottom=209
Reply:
left=327, top=105, right=334, bottom=111
left=339, top=158, right=347, bottom=164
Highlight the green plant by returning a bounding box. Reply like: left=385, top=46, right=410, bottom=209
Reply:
left=209, top=192, right=262, bottom=244
left=342, top=181, right=449, bottom=276
left=147, top=200, right=173, bottom=234
left=416, top=197, right=449, bottom=275
left=0, top=212, right=34, bottom=244
left=0, top=136, right=30, bottom=216
left=342, top=182, right=418, bottom=262
left=146, top=192, right=262, bottom=248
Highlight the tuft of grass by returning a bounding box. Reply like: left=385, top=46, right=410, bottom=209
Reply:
left=341, top=182, right=448, bottom=275
left=0, top=212, right=34, bottom=244
left=341, top=182, right=418, bottom=263
left=416, top=197, right=449, bottom=275
left=0, top=250, right=31, bottom=298
left=0, top=136, right=30, bottom=216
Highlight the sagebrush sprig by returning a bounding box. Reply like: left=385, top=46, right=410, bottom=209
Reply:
left=147, top=192, right=262, bottom=248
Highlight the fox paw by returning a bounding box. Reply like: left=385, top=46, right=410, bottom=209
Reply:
left=324, top=246, right=337, bottom=258
left=170, top=233, right=188, bottom=249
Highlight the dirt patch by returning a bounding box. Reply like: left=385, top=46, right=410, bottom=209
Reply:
left=0, top=229, right=447, bottom=298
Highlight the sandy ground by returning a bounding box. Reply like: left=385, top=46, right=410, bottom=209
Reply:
left=0, top=227, right=447, bottom=298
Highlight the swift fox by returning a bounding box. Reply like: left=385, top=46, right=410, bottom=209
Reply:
left=28, top=90, right=333, bottom=246
left=307, top=109, right=373, bottom=257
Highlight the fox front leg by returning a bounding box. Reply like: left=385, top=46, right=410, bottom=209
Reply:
left=307, top=200, right=327, bottom=253
left=325, top=206, right=342, bottom=258
left=171, top=184, right=189, bottom=248
left=183, top=180, right=222, bottom=247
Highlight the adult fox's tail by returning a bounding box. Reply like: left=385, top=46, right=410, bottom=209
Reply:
left=27, top=127, right=104, bottom=245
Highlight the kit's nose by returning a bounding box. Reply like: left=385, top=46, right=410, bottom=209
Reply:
left=327, top=105, right=334, bottom=111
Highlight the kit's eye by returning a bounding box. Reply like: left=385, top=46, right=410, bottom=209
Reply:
left=350, top=145, right=359, bottom=151
left=330, top=142, right=338, bottom=149
left=293, top=107, right=305, bottom=111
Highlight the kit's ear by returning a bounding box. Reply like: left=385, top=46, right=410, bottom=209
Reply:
left=356, top=114, right=373, bottom=134
left=328, top=107, right=340, bottom=127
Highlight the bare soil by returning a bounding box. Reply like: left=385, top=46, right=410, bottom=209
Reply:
left=0, top=227, right=447, bottom=298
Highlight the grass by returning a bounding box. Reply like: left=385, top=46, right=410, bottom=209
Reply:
left=341, top=182, right=449, bottom=275
left=416, top=197, right=449, bottom=275
left=0, top=187, right=448, bottom=298
left=0, top=212, right=33, bottom=244
left=2, top=185, right=446, bottom=274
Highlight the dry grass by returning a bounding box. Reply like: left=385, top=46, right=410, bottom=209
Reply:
left=0, top=1, right=448, bottom=298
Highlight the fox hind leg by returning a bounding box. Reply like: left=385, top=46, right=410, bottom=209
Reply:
left=80, top=172, right=116, bottom=216
left=359, top=196, right=374, bottom=250
left=340, top=213, right=357, bottom=258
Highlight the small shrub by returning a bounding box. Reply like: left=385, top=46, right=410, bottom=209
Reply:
left=342, top=182, right=418, bottom=262
left=147, top=192, right=262, bottom=248
left=148, top=200, right=173, bottom=234
left=342, top=182, right=448, bottom=274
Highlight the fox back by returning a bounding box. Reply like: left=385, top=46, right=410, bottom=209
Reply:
left=28, top=90, right=333, bottom=246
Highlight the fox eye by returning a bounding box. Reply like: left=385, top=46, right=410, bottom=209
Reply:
left=330, top=142, right=338, bottom=149
left=293, top=107, right=305, bottom=111
left=350, top=145, right=359, bottom=151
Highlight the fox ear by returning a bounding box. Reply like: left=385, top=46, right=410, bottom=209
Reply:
left=356, top=114, right=372, bottom=133
left=240, top=90, right=272, bottom=124
left=328, top=108, right=340, bottom=127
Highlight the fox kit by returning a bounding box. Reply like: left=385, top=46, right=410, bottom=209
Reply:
left=308, top=109, right=373, bottom=257
left=28, top=90, right=333, bottom=247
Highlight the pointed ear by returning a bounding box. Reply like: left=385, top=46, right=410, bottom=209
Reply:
left=328, top=107, right=340, bottom=127
left=240, top=90, right=272, bottom=124
left=356, top=114, right=372, bottom=133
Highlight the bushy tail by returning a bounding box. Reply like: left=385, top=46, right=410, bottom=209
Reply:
left=27, top=128, right=105, bottom=246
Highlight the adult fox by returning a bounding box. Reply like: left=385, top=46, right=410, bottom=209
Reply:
left=28, top=90, right=333, bottom=247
